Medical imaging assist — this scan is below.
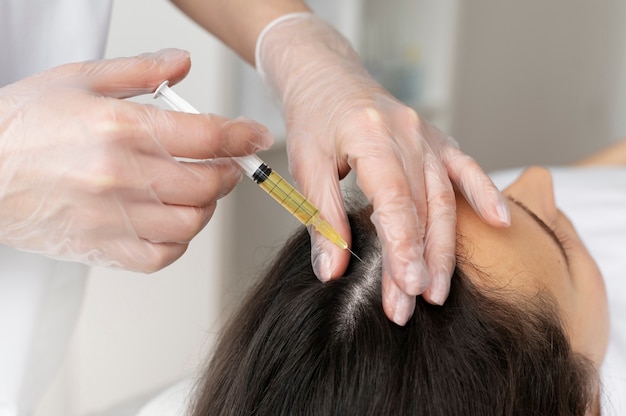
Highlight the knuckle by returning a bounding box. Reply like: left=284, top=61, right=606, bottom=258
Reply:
left=342, top=105, right=387, bottom=133
left=74, top=168, right=118, bottom=195
left=72, top=112, right=138, bottom=195
left=373, top=179, right=415, bottom=204
left=427, top=185, right=456, bottom=209
left=392, top=104, right=421, bottom=126
left=371, top=195, right=418, bottom=235
left=92, top=110, right=128, bottom=144
left=76, top=157, right=123, bottom=195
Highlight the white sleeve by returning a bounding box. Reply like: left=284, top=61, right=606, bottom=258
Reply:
left=0, top=0, right=112, bottom=86
left=0, top=246, right=88, bottom=416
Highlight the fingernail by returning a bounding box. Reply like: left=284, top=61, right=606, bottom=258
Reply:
left=392, top=293, right=416, bottom=326
left=235, top=117, right=273, bottom=150
left=155, top=48, right=190, bottom=62
left=403, top=261, right=431, bottom=296
left=312, top=250, right=333, bottom=282
left=256, top=128, right=273, bottom=150
left=427, top=272, right=451, bottom=305
left=447, top=135, right=461, bottom=149
left=234, top=116, right=268, bottom=132
left=496, top=196, right=511, bottom=226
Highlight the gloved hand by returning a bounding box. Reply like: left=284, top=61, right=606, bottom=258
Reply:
left=0, top=49, right=272, bottom=272
left=256, top=13, right=510, bottom=325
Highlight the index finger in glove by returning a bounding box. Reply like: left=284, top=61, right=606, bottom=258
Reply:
left=442, top=145, right=510, bottom=227
left=115, top=100, right=273, bottom=160
left=348, top=126, right=431, bottom=299
left=420, top=151, right=457, bottom=306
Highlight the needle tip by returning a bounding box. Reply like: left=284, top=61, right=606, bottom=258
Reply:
left=347, top=248, right=364, bottom=263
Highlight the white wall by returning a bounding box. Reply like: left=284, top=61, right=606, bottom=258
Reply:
left=450, top=0, right=626, bottom=171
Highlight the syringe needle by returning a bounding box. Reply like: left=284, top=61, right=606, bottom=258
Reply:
left=347, top=248, right=364, bottom=263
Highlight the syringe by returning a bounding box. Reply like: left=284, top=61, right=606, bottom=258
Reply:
left=153, top=81, right=348, bottom=251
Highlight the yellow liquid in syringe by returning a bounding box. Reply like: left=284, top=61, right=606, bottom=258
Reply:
left=257, top=170, right=347, bottom=250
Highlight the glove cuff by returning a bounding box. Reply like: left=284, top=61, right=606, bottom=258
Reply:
left=255, top=12, right=314, bottom=80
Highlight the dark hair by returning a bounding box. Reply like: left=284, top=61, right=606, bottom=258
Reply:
left=190, top=204, right=597, bottom=415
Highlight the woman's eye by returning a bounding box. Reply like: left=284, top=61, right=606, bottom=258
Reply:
left=548, top=223, right=571, bottom=265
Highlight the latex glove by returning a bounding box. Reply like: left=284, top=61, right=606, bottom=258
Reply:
left=0, top=49, right=272, bottom=272
left=256, top=13, right=510, bottom=325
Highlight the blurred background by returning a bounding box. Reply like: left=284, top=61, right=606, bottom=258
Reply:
left=35, top=0, right=626, bottom=414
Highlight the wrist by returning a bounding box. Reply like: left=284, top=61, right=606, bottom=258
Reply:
left=255, top=12, right=314, bottom=78
left=255, top=13, right=363, bottom=98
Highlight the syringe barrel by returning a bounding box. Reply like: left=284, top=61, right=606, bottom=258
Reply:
left=255, top=169, right=348, bottom=249
left=256, top=169, right=317, bottom=223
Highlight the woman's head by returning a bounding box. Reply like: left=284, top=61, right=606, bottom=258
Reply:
left=458, top=166, right=609, bottom=368
left=190, top=167, right=606, bottom=416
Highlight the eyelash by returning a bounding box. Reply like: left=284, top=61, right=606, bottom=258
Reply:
left=549, top=223, right=571, bottom=252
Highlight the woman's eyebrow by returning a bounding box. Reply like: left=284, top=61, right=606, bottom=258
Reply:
left=506, top=196, right=569, bottom=265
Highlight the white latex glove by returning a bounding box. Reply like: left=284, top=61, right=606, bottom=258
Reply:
left=256, top=13, right=510, bottom=325
left=0, top=49, right=272, bottom=272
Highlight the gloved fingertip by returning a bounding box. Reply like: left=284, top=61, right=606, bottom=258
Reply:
left=424, top=272, right=451, bottom=306
left=446, top=135, right=461, bottom=149
left=311, top=244, right=334, bottom=282
left=496, top=196, right=511, bottom=226
left=386, top=291, right=416, bottom=326
left=401, top=260, right=431, bottom=296
left=231, top=117, right=273, bottom=150
left=257, top=129, right=274, bottom=151
left=152, top=48, right=190, bottom=63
